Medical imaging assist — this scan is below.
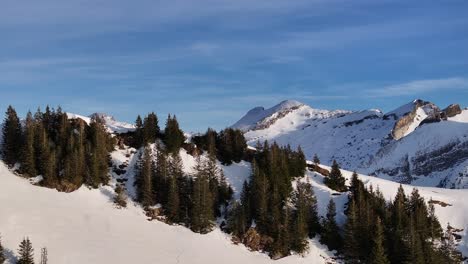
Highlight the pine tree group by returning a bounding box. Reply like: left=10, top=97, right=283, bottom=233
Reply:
left=1, top=106, right=113, bottom=191
left=341, top=173, right=460, bottom=263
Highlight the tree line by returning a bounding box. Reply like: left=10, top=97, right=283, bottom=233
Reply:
left=1, top=106, right=113, bottom=191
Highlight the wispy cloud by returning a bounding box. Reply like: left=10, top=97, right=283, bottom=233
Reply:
left=366, top=77, right=468, bottom=97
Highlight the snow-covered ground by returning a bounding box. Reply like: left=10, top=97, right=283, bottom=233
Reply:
left=2, top=143, right=468, bottom=263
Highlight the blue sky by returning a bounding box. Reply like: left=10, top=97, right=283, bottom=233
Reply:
left=1, top=0, right=467, bottom=131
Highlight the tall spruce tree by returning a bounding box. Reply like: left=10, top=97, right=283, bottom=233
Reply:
left=191, top=156, right=214, bottom=233
left=143, top=112, right=159, bottom=144
left=22, top=111, right=36, bottom=177
left=166, top=152, right=183, bottom=223
left=17, top=237, right=34, bottom=264
left=163, top=115, right=185, bottom=154
left=343, top=198, right=360, bottom=262
left=86, top=116, right=110, bottom=188
left=2, top=105, right=22, bottom=166
left=324, top=160, right=346, bottom=192
left=291, top=180, right=318, bottom=253
left=134, top=115, right=144, bottom=148
left=320, top=199, right=342, bottom=251
left=137, top=146, right=154, bottom=207
left=369, top=216, right=390, bottom=264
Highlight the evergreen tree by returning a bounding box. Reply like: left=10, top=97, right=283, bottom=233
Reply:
left=369, top=216, right=390, bottom=264
left=166, top=151, right=183, bottom=223
left=191, top=156, right=214, bottom=233
left=227, top=200, right=247, bottom=238
left=0, top=235, right=5, bottom=264
left=143, top=112, right=159, bottom=144
left=137, top=146, right=154, bottom=207
left=324, top=160, right=346, bottom=192
left=291, top=180, right=318, bottom=253
left=163, top=115, right=185, bottom=154
left=320, top=199, right=342, bottom=251
left=86, top=116, right=110, bottom=188
left=343, top=198, right=360, bottom=262
left=134, top=115, right=144, bottom=148
left=17, top=237, right=34, bottom=264
left=21, top=111, right=37, bottom=177
left=2, top=105, right=22, bottom=166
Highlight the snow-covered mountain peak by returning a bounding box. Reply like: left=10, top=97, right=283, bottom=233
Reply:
left=233, top=99, right=468, bottom=189
left=67, top=112, right=135, bottom=134
left=232, top=99, right=307, bottom=131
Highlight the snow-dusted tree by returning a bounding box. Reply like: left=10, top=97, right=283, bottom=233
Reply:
left=17, top=237, right=34, bottom=264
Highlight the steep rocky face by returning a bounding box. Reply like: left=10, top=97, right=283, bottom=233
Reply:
left=391, top=99, right=440, bottom=140
left=443, top=104, right=462, bottom=118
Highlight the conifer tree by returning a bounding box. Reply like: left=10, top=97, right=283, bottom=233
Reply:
left=22, top=111, right=37, bottom=177
left=163, top=115, right=185, bottom=154
left=134, top=115, right=144, bottom=148
left=17, top=237, right=34, bottom=264
left=86, top=116, right=110, bottom=188
left=166, top=151, right=183, bottom=223
left=2, top=105, right=22, bottom=166
left=291, top=181, right=318, bottom=253
left=227, top=200, right=247, bottom=238
left=0, top=235, right=5, bottom=264
left=191, top=156, right=214, bottom=233
left=320, top=199, right=342, bottom=251
left=369, top=217, right=390, bottom=264
left=137, top=146, right=154, bottom=207
left=154, top=145, right=169, bottom=205
left=143, top=112, right=159, bottom=144
left=324, top=160, right=346, bottom=192
left=343, top=198, right=360, bottom=262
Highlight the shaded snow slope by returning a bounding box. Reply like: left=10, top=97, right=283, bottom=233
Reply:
left=235, top=100, right=468, bottom=189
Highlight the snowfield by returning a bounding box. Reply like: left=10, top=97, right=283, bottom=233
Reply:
left=0, top=152, right=336, bottom=264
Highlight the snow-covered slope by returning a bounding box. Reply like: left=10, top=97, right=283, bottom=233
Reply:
left=2, top=148, right=468, bottom=263
left=0, top=149, right=336, bottom=264
left=233, top=100, right=468, bottom=189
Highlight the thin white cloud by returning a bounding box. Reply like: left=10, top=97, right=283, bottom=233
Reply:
left=366, top=77, right=468, bottom=97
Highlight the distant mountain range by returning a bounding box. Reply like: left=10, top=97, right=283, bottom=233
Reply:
left=232, top=99, right=468, bottom=189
